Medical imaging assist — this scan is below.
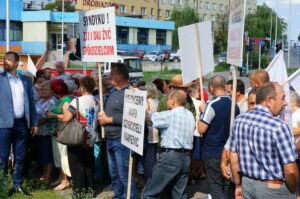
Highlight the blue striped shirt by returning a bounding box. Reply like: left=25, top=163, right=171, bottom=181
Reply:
left=151, top=107, right=195, bottom=149
left=230, top=105, right=298, bottom=181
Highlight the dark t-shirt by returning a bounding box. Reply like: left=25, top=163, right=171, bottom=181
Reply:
left=200, top=96, right=240, bottom=159
left=104, top=88, right=126, bottom=140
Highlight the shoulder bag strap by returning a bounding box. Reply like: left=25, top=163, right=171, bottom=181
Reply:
left=76, top=97, right=80, bottom=120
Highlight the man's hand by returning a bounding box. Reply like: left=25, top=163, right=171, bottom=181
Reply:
left=220, top=149, right=231, bottom=179
left=45, top=110, right=55, bottom=118
left=30, top=126, right=39, bottom=136
left=235, top=185, right=243, bottom=199
left=199, top=100, right=206, bottom=113
left=98, top=111, right=113, bottom=125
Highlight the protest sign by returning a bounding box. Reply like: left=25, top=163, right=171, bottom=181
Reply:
left=178, top=21, right=214, bottom=85
left=0, top=54, right=4, bottom=70
left=288, top=69, right=300, bottom=97
left=27, top=55, right=37, bottom=76
left=79, top=7, right=117, bottom=62
left=226, top=0, right=246, bottom=66
left=266, top=50, right=292, bottom=126
left=121, top=89, right=147, bottom=156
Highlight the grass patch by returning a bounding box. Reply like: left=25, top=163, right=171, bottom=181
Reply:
left=143, top=69, right=181, bottom=82
left=9, top=190, right=66, bottom=199
left=214, top=63, right=230, bottom=72
left=287, top=68, right=298, bottom=75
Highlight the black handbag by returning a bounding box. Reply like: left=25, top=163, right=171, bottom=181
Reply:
left=56, top=97, right=85, bottom=146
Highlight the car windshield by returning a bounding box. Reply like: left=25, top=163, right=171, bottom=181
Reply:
left=148, top=52, right=157, bottom=55
left=124, top=59, right=143, bottom=72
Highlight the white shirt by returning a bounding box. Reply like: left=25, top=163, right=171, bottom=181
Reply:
left=7, top=72, right=25, bottom=119
left=292, top=108, right=300, bottom=128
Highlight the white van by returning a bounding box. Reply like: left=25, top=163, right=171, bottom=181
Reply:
left=104, top=56, right=144, bottom=83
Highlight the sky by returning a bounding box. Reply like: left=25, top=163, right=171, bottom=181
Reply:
left=257, top=0, right=300, bottom=42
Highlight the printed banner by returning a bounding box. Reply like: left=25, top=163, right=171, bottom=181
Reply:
left=79, top=7, right=117, bottom=62
left=226, top=0, right=246, bottom=66
left=121, top=89, right=147, bottom=155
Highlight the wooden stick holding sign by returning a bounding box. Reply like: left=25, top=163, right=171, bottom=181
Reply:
left=194, top=23, right=205, bottom=102
left=126, top=151, right=134, bottom=199
left=282, top=67, right=300, bottom=87
left=229, top=66, right=237, bottom=136
left=121, top=89, right=147, bottom=199
left=97, top=62, right=105, bottom=138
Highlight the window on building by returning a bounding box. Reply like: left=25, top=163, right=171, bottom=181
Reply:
left=247, top=0, right=251, bottom=3
left=211, top=15, right=215, bottom=21
left=117, top=26, right=129, bottom=44
left=219, top=3, right=224, bottom=11
left=184, top=0, right=189, bottom=6
left=119, top=5, right=126, bottom=13
left=199, top=1, right=203, bottom=8
left=203, top=14, right=208, bottom=21
left=137, top=28, right=148, bottom=44
left=151, top=8, right=154, bottom=16
left=177, top=0, right=181, bottom=5
left=141, top=7, right=146, bottom=15
left=156, top=30, right=166, bottom=45
left=205, top=2, right=209, bottom=9
left=166, top=10, right=170, bottom=18
left=211, top=3, right=216, bottom=10
left=248, top=8, right=252, bottom=12
left=168, top=0, right=173, bottom=4
left=131, top=6, right=135, bottom=14
left=0, top=21, right=22, bottom=41
left=158, top=9, right=162, bottom=16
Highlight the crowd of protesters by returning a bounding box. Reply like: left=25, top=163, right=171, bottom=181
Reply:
left=1, top=51, right=300, bottom=199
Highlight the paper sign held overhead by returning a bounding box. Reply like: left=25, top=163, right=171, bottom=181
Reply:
left=226, top=0, right=246, bottom=66
left=121, top=89, right=147, bottom=156
left=178, top=21, right=214, bottom=85
left=79, top=7, right=117, bottom=62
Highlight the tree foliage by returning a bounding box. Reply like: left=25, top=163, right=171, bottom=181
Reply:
left=170, top=7, right=200, bottom=49
left=245, top=4, right=287, bottom=42
left=43, top=0, right=75, bottom=12
left=214, top=13, right=229, bottom=53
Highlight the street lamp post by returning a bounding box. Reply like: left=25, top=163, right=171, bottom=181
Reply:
left=61, top=0, right=64, bottom=62
left=6, top=0, right=10, bottom=51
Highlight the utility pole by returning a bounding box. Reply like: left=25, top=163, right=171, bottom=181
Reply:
left=6, top=0, right=10, bottom=51
left=61, top=0, right=64, bottom=62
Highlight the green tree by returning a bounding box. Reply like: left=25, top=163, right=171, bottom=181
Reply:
left=43, top=0, right=75, bottom=12
left=214, top=13, right=229, bottom=53
left=170, top=7, right=200, bottom=49
left=245, top=4, right=287, bottom=43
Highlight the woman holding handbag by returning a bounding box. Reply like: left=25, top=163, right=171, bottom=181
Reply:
left=46, top=79, right=72, bottom=191
left=58, top=76, right=99, bottom=196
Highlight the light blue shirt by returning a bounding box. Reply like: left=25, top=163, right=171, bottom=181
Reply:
left=7, top=72, right=25, bottom=119
left=151, top=107, right=195, bottom=150
left=53, top=73, right=70, bottom=80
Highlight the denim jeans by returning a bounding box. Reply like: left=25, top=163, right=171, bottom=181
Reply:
left=94, top=141, right=104, bottom=179
left=242, top=176, right=296, bottom=199
left=203, top=156, right=233, bottom=199
left=106, top=139, right=137, bottom=199
left=142, top=151, right=190, bottom=199
left=0, top=118, right=28, bottom=188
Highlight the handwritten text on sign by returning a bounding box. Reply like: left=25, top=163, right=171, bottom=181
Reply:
left=121, top=89, right=147, bottom=156
left=226, top=0, right=246, bottom=66
left=79, top=7, right=117, bottom=62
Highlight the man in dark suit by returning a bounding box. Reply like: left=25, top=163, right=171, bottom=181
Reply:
left=0, top=51, right=38, bottom=197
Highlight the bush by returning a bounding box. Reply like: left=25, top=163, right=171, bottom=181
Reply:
left=249, top=53, right=270, bottom=69
left=214, top=63, right=230, bottom=72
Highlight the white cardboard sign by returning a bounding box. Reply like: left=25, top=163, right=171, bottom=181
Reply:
left=226, top=0, right=246, bottom=66
left=79, top=7, right=117, bottom=62
left=121, top=89, right=147, bottom=156
left=178, top=21, right=214, bottom=85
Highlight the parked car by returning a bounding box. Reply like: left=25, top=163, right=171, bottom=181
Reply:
left=218, top=52, right=227, bottom=63
left=284, top=45, right=289, bottom=52
left=169, top=49, right=181, bottom=62
left=143, top=51, right=164, bottom=62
